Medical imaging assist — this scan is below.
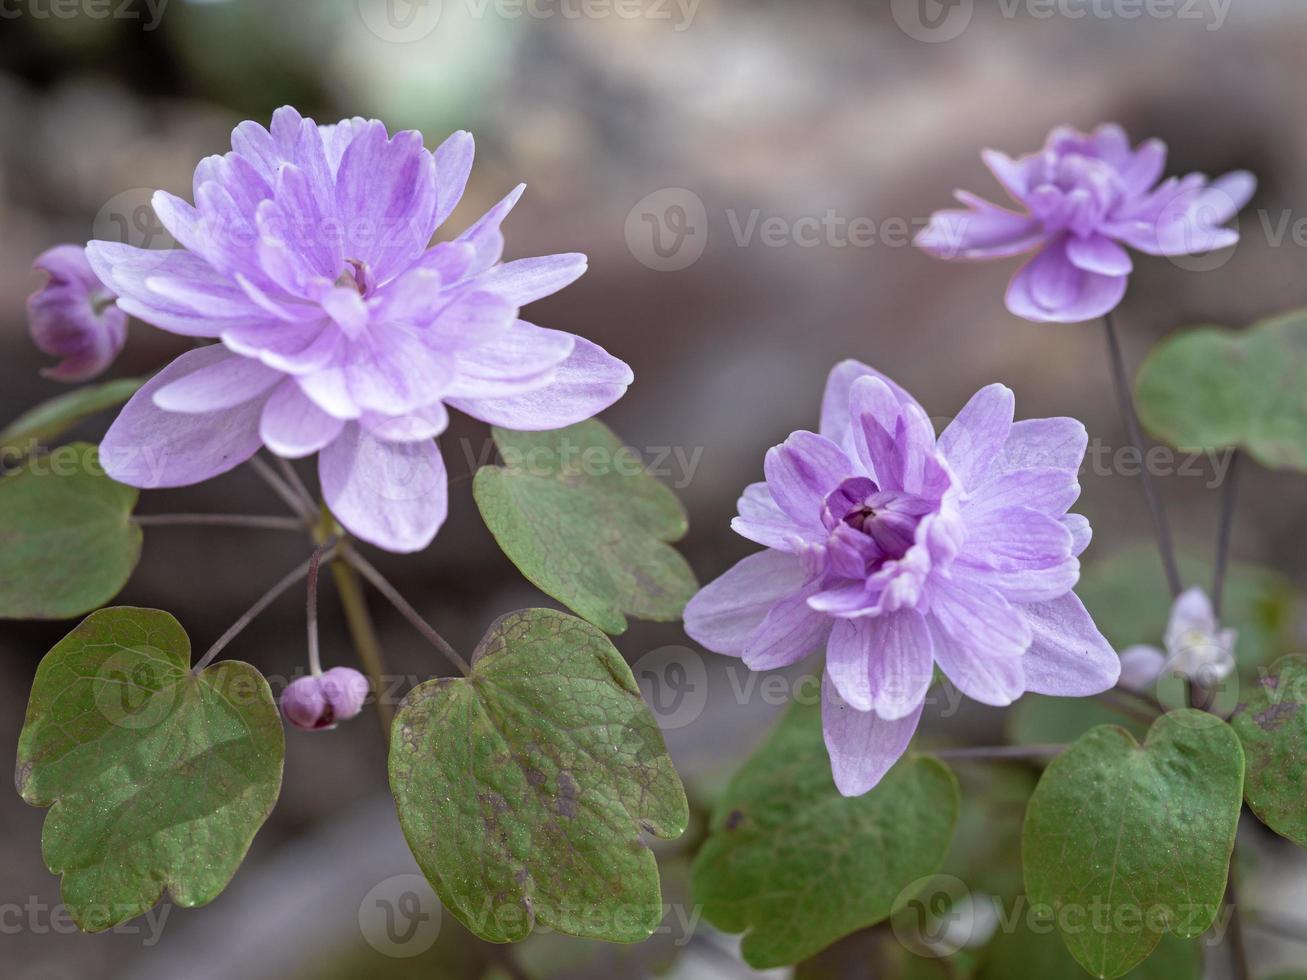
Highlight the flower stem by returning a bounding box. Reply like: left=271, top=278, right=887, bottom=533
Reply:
left=193, top=545, right=337, bottom=674
left=274, top=455, right=318, bottom=514
left=134, top=513, right=308, bottom=531
left=330, top=551, right=394, bottom=742
left=248, top=455, right=316, bottom=521
left=1092, top=689, right=1160, bottom=727
left=344, top=549, right=472, bottom=676
left=306, top=542, right=330, bottom=677
left=1212, top=449, right=1241, bottom=620
left=1102, top=312, right=1182, bottom=598
left=1225, top=845, right=1252, bottom=980
left=932, top=744, right=1064, bottom=762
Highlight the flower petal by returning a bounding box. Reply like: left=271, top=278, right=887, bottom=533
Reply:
left=915, top=192, right=1044, bottom=260
left=101, top=346, right=267, bottom=488
left=259, top=379, right=346, bottom=458
left=730, top=481, right=813, bottom=551
left=962, top=505, right=1073, bottom=570
left=476, top=253, right=588, bottom=306
left=319, top=423, right=448, bottom=553
left=827, top=611, right=934, bottom=720
left=152, top=348, right=285, bottom=413
left=1006, top=238, right=1127, bottom=323
left=994, top=417, right=1088, bottom=476
left=822, top=672, right=923, bottom=797
left=742, top=588, right=833, bottom=671
left=683, top=549, right=811, bottom=656
left=969, top=466, right=1080, bottom=518
left=1065, top=233, right=1133, bottom=276
left=938, top=383, right=1014, bottom=491
left=432, top=130, right=474, bottom=230
left=819, top=359, right=922, bottom=456
left=928, top=578, right=1030, bottom=705
left=447, top=336, right=632, bottom=430
left=1019, top=592, right=1121, bottom=696
left=763, top=431, right=855, bottom=530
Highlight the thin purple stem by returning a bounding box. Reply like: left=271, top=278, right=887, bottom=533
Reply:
left=134, top=513, right=308, bottom=531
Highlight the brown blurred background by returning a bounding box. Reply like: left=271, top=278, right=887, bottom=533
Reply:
left=3, top=0, right=1307, bottom=976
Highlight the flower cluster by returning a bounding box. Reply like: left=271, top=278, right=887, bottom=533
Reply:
left=685, top=359, right=1120, bottom=794
left=90, top=107, right=631, bottom=552
left=916, top=123, right=1255, bottom=323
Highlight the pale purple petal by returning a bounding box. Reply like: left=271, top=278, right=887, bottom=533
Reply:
left=1006, top=238, right=1128, bottom=323
left=960, top=505, right=1073, bottom=570
left=994, top=417, right=1088, bottom=476
left=458, top=184, right=526, bottom=275
left=822, top=672, right=923, bottom=796
left=432, top=130, right=474, bottom=230
left=477, top=253, right=588, bottom=306
left=763, top=431, right=855, bottom=529
left=827, top=612, right=934, bottom=720
left=1119, top=645, right=1166, bottom=692
left=260, top=379, right=346, bottom=458
left=742, top=588, right=833, bottom=671
left=938, top=383, right=1014, bottom=490
left=928, top=578, right=1030, bottom=705
left=1019, top=592, right=1121, bottom=696
left=730, top=482, right=813, bottom=551
left=152, top=348, right=285, bottom=413
left=819, top=359, right=922, bottom=456
left=360, top=403, right=450, bottom=443
left=1062, top=514, right=1092, bottom=556
left=968, top=467, right=1080, bottom=517
left=446, top=336, right=631, bottom=430
left=683, top=550, right=811, bottom=656
left=960, top=558, right=1081, bottom=605
left=444, top=319, right=574, bottom=397
left=1065, top=234, right=1133, bottom=276
left=319, top=423, right=448, bottom=553
left=101, top=346, right=267, bottom=488
left=914, top=193, right=1044, bottom=260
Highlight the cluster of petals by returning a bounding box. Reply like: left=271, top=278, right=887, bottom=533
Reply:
left=915, top=123, right=1256, bottom=323
left=684, top=360, right=1120, bottom=795
left=27, top=245, right=127, bottom=382
left=91, top=107, right=630, bottom=552
left=281, top=667, right=370, bottom=731
left=1119, top=587, right=1237, bottom=692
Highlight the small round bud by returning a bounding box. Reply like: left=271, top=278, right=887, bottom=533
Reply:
left=280, top=668, right=370, bottom=731
left=27, top=245, right=127, bottom=382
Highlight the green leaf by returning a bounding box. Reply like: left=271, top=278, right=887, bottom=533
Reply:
left=1135, top=310, right=1307, bottom=470
left=473, top=420, right=698, bottom=634
left=691, top=702, right=959, bottom=969
left=0, top=443, right=142, bottom=619
left=15, top=607, right=284, bottom=931
left=389, top=608, right=688, bottom=944
left=0, top=378, right=144, bottom=464
left=977, top=924, right=1201, bottom=979
left=1022, top=710, right=1244, bottom=978
left=1077, top=547, right=1300, bottom=675
left=1229, top=655, right=1307, bottom=848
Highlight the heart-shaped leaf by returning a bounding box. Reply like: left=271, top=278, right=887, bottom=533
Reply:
left=691, top=702, right=959, bottom=968
left=15, top=607, right=284, bottom=930
left=977, top=925, right=1201, bottom=979
left=1135, top=310, right=1307, bottom=470
left=0, top=442, right=142, bottom=619
left=473, top=421, right=698, bottom=634
left=1022, top=710, right=1244, bottom=978
left=389, top=608, right=688, bottom=944
left=1, top=378, right=143, bottom=464
left=1229, top=655, right=1307, bottom=848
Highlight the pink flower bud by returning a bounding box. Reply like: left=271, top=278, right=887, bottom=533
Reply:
left=280, top=668, right=370, bottom=731
left=27, top=245, right=127, bottom=382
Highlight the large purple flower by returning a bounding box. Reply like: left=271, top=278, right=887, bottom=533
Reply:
left=915, top=123, right=1256, bottom=323
left=89, top=107, right=630, bottom=553
left=684, top=360, right=1120, bottom=795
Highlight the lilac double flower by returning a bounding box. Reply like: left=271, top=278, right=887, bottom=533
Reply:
left=88, top=107, right=630, bottom=553
left=685, top=360, right=1120, bottom=794
left=916, top=123, right=1255, bottom=323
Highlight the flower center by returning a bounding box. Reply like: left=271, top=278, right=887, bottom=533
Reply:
left=821, top=476, right=933, bottom=577
left=335, top=258, right=370, bottom=295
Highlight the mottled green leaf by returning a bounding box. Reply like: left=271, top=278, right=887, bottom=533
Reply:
left=1135, top=310, right=1307, bottom=470
left=389, top=608, right=688, bottom=944
left=0, top=443, right=142, bottom=619
left=0, top=378, right=144, bottom=464
left=692, top=702, right=959, bottom=968
left=1022, top=710, right=1243, bottom=978
left=1229, top=655, right=1307, bottom=848
left=977, top=923, right=1201, bottom=980
left=15, top=607, right=284, bottom=930
left=1078, top=547, right=1299, bottom=675
left=473, top=421, right=698, bottom=634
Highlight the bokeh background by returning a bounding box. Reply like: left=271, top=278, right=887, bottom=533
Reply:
left=3, top=0, right=1307, bottom=976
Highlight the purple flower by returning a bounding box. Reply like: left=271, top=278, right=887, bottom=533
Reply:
left=27, top=245, right=128, bottom=382
left=915, top=123, right=1256, bottom=323
left=89, top=107, right=631, bottom=553
left=1119, top=587, right=1236, bottom=693
left=281, top=667, right=370, bottom=731
left=683, top=360, right=1120, bottom=795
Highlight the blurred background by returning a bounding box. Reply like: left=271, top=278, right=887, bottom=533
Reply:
left=3, top=0, right=1307, bottom=976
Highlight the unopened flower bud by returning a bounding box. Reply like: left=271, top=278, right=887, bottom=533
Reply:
left=281, top=667, right=370, bottom=730
left=27, top=245, right=127, bottom=382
